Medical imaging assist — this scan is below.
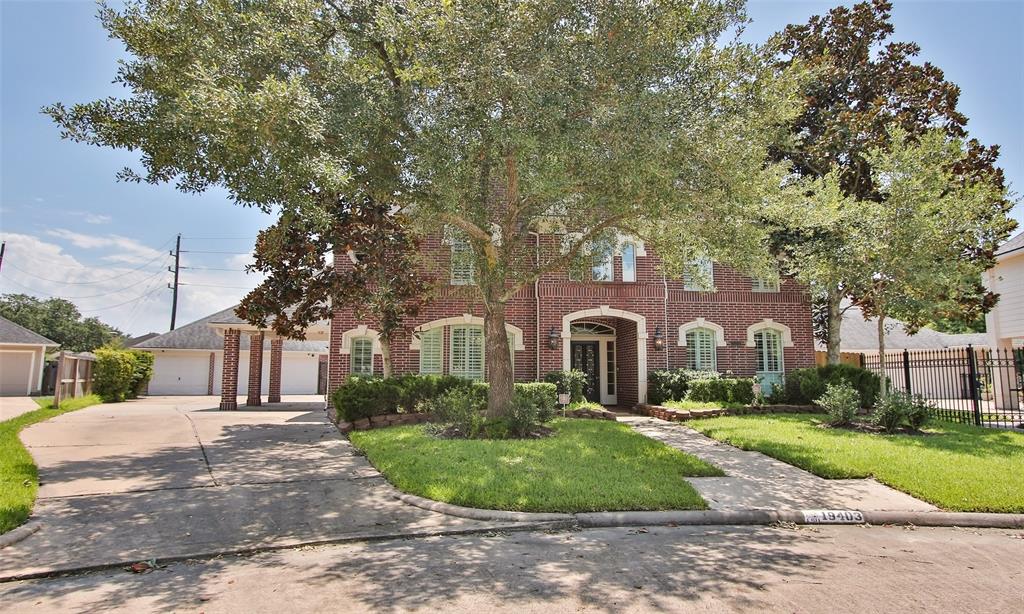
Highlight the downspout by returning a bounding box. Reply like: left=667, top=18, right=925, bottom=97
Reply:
left=530, top=231, right=541, bottom=381
left=663, top=271, right=670, bottom=369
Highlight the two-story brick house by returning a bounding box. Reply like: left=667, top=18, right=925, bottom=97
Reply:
left=318, top=233, right=815, bottom=408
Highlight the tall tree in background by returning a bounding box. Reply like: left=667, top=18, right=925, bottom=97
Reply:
left=771, top=0, right=1017, bottom=364
left=0, top=294, right=123, bottom=352
left=47, top=0, right=803, bottom=416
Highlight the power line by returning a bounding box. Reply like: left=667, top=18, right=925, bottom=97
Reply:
left=77, top=284, right=168, bottom=313
left=179, top=282, right=258, bottom=290
left=180, top=266, right=247, bottom=272
left=180, top=250, right=252, bottom=255
left=181, top=236, right=257, bottom=241
left=1, top=240, right=175, bottom=283
left=0, top=264, right=170, bottom=299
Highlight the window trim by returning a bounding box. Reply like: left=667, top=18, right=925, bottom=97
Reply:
left=417, top=327, right=443, bottom=374
left=350, top=336, right=375, bottom=375
left=450, top=235, right=475, bottom=285
left=621, top=242, right=636, bottom=283
left=744, top=319, right=794, bottom=348
left=449, top=324, right=485, bottom=381
left=685, top=328, right=718, bottom=371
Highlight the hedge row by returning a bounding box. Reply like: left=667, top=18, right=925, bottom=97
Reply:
left=331, top=374, right=558, bottom=423
left=647, top=369, right=723, bottom=405
left=775, top=364, right=882, bottom=408
left=93, top=347, right=154, bottom=402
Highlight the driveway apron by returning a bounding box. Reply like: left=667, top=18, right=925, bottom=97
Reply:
left=1, top=396, right=504, bottom=579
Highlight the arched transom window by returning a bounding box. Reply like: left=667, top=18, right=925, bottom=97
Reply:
left=570, top=322, right=616, bottom=336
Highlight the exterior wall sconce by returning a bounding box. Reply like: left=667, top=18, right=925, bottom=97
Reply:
left=548, top=327, right=560, bottom=350
left=653, top=326, right=665, bottom=351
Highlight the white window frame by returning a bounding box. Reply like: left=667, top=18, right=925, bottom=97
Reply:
left=621, top=242, right=636, bottom=283
left=685, top=328, right=718, bottom=371
left=418, top=327, right=443, bottom=374
left=450, top=235, right=475, bottom=285
left=450, top=324, right=485, bottom=381
left=752, top=274, right=780, bottom=292
left=754, top=329, right=784, bottom=373
left=350, top=337, right=375, bottom=375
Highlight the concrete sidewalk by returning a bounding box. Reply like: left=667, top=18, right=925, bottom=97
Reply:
left=0, top=396, right=39, bottom=421
left=620, top=415, right=937, bottom=512
left=1, top=396, right=507, bottom=580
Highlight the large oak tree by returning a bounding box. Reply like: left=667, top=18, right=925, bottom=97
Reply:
left=48, top=0, right=802, bottom=416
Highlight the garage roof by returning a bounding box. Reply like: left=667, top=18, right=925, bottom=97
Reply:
left=815, top=307, right=989, bottom=352
left=0, top=315, right=58, bottom=346
left=135, top=306, right=328, bottom=352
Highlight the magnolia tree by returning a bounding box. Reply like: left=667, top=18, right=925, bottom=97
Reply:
left=770, top=0, right=1017, bottom=363
left=47, top=0, right=803, bottom=416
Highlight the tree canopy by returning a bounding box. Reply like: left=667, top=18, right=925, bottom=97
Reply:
left=0, top=294, right=124, bottom=352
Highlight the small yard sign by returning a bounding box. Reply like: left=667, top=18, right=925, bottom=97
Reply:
left=801, top=510, right=865, bottom=524
left=558, top=393, right=570, bottom=406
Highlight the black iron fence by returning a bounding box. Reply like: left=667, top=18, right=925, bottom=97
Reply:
left=861, top=346, right=1024, bottom=428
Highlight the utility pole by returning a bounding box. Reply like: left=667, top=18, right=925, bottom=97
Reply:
left=0, top=241, right=6, bottom=273
left=169, top=234, right=181, bottom=330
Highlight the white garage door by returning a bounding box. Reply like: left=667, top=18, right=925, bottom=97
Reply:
left=148, top=354, right=210, bottom=395
left=0, top=352, right=33, bottom=395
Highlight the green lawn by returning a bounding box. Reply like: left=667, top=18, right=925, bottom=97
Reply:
left=1, top=395, right=103, bottom=533
left=689, top=414, right=1024, bottom=513
left=350, top=418, right=723, bottom=513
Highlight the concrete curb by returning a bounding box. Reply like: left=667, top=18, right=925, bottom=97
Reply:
left=0, top=521, right=568, bottom=583
left=0, top=522, right=41, bottom=549
left=393, top=492, right=574, bottom=523
left=393, top=495, right=1024, bottom=530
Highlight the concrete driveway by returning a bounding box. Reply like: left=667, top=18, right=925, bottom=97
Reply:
left=1, top=396, right=507, bottom=579
left=0, top=396, right=39, bottom=421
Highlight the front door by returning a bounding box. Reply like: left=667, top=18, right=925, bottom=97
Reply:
left=571, top=341, right=601, bottom=403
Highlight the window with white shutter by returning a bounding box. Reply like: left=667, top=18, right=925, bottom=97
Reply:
left=685, top=328, right=717, bottom=371
left=418, top=328, right=443, bottom=374
left=755, top=330, right=783, bottom=372
left=450, top=325, right=484, bottom=380
left=450, top=236, right=475, bottom=285
left=351, top=337, right=374, bottom=375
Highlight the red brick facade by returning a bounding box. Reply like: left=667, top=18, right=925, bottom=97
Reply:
left=327, top=235, right=815, bottom=406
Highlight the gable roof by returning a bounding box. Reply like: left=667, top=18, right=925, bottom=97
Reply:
left=817, top=307, right=989, bottom=353
left=135, top=306, right=328, bottom=352
left=125, top=332, right=160, bottom=347
left=996, top=230, right=1024, bottom=260
left=0, top=315, right=59, bottom=346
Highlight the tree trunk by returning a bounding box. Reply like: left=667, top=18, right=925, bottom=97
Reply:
left=877, top=313, right=888, bottom=399
left=380, top=337, right=393, bottom=378
left=826, top=287, right=843, bottom=365
left=484, top=299, right=514, bottom=418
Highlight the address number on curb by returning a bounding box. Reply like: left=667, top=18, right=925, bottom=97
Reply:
left=802, top=510, right=865, bottom=524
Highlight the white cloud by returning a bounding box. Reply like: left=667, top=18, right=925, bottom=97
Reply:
left=0, top=232, right=265, bottom=336
left=83, top=213, right=112, bottom=225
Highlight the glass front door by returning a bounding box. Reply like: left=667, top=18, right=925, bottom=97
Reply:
left=571, top=341, right=601, bottom=402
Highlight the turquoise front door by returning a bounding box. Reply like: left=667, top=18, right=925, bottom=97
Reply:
left=754, top=329, right=784, bottom=397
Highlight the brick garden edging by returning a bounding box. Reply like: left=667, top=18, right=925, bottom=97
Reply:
left=634, top=403, right=818, bottom=422
left=337, top=412, right=432, bottom=434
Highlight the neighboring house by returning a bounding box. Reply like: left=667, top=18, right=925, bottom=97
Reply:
left=0, top=314, right=58, bottom=396
left=124, top=332, right=160, bottom=348
left=818, top=307, right=990, bottom=400
left=135, top=307, right=328, bottom=396
left=213, top=233, right=816, bottom=409
left=985, top=231, right=1024, bottom=408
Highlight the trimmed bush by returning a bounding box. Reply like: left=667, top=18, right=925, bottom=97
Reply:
left=93, top=347, right=140, bottom=402
left=543, top=370, right=587, bottom=403
left=426, top=387, right=486, bottom=437
left=873, top=393, right=911, bottom=433
left=686, top=377, right=754, bottom=405
left=782, top=365, right=881, bottom=408
left=648, top=369, right=721, bottom=404
left=816, top=382, right=860, bottom=427
left=332, top=376, right=404, bottom=422
left=392, top=374, right=468, bottom=412
left=906, top=396, right=932, bottom=430
left=514, top=382, right=558, bottom=422
left=128, top=349, right=154, bottom=399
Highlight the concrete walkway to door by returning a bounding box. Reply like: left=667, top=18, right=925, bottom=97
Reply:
left=0, top=396, right=515, bottom=580
left=620, top=415, right=937, bottom=512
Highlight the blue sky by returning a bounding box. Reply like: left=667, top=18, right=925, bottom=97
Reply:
left=1, top=0, right=1021, bottom=336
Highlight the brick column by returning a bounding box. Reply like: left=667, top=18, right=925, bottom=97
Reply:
left=219, top=329, right=240, bottom=410
left=268, top=338, right=283, bottom=403
left=207, top=352, right=215, bottom=395
left=246, top=331, right=265, bottom=407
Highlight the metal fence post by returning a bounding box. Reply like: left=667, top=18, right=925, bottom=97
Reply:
left=902, top=349, right=912, bottom=395
left=966, top=345, right=982, bottom=426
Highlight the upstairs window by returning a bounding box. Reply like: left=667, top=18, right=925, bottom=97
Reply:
left=683, top=258, right=713, bottom=291
left=685, top=328, right=717, bottom=371
left=591, top=246, right=613, bottom=282
left=450, top=325, right=485, bottom=380
left=752, top=276, right=780, bottom=292
left=450, top=236, right=475, bottom=285
left=621, top=243, right=636, bottom=282
left=418, top=328, right=443, bottom=375
left=350, top=337, right=374, bottom=375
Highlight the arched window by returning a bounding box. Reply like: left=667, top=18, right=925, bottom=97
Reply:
left=685, top=328, right=717, bottom=371
left=570, top=322, right=616, bottom=335
left=350, top=337, right=374, bottom=375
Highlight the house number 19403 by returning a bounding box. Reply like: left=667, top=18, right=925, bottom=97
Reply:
left=801, top=510, right=866, bottom=524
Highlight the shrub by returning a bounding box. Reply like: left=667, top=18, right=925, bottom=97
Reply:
left=816, top=382, right=860, bottom=427
left=543, top=370, right=587, bottom=403
left=393, top=374, right=468, bottom=412
left=332, top=376, right=403, bottom=422
left=504, top=394, right=542, bottom=437
left=568, top=400, right=604, bottom=412
left=906, top=395, right=932, bottom=430
left=686, top=377, right=754, bottom=405
left=514, top=382, right=557, bottom=423
left=647, top=369, right=721, bottom=404
left=873, top=392, right=914, bottom=433
left=781, top=365, right=881, bottom=408
left=93, top=347, right=138, bottom=402
left=127, top=349, right=154, bottom=399
left=426, top=387, right=486, bottom=437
